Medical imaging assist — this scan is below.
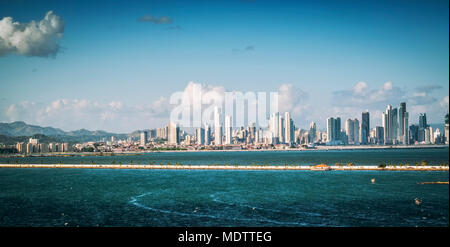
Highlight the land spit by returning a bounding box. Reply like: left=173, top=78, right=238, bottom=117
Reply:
left=0, top=164, right=448, bottom=171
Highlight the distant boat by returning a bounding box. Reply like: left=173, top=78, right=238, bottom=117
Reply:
left=371, top=178, right=375, bottom=184
left=414, top=198, right=422, bottom=205
left=311, top=164, right=331, bottom=171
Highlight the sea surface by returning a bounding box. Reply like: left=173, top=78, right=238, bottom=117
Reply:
left=0, top=148, right=448, bottom=227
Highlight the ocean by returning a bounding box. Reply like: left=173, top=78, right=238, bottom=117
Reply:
left=0, top=148, right=448, bottom=226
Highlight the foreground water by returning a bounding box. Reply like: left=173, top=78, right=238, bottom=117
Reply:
left=0, top=148, right=448, bottom=227
left=1, top=148, right=449, bottom=166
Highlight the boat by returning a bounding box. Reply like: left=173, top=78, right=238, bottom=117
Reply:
left=311, top=164, right=331, bottom=171
left=414, top=198, right=422, bottom=205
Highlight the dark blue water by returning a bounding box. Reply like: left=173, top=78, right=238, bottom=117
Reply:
left=0, top=149, right=448, bottom=227
left=1, top=148, right=449, bottom=166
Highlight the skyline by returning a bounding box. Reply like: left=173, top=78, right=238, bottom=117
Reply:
left=0, top=0, right=449, bottom=132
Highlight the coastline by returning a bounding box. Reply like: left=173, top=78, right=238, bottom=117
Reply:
left=0, top=163, right=448, bottom=171
left=1, top=144, right=448, bottom=158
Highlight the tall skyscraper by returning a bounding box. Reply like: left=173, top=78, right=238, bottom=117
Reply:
left=353, top=119, right=360, bottom=144
left=140, top=131, right=147, bottom=146
left=168, top=122, right=180, bottom=145
left=327, top=117, right=335, bottom=142
left=345, top=119, right=355, bottom=143
left=309, top=122, right=316, bottom=144
left=204, top=124, right=211, bottom=145
left=196, top=127, right=205, bottom=145
left=445, top=113, right=449, bottom=144
left=326, top=117, right=341, bottom=144
left=361, top=111, right=370, bottom=144
left=214, top=106, right=223, bottom=145
left=278, top=115, right=285, bottom=144
left=398, top=102, right=409, bottom=145
left=419, top=113, right=428, bottom=129
left=285, top=112, right=294, bottom=144
left=375, top=126, right=384, bottom=145
left=224, top=115, right=232, bottom=144
left=335, top=117, right=341, bottom=141
left=403, top=112, right=409, bottom=145
left=382, top=105, right=398, bottom=144
left=269, top=112, right=279, bottom=143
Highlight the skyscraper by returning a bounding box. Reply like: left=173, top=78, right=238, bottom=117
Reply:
left=419, top=113, right=428, bottom=129
left=140, top=131, right=147, bottom=146
left=353, top=119, right=360, bottom=144
left=278, top=115, right=285, bottom=144
left=269, top=112, right=279, bottom=143
left=327, top=117, right=335, bottom=142
left=361, top=111, right=370, bottom=144
left=445, top=113, right=449, bottom=144
left=326, top=117, right=341, bottom=144
left=403, top=112, right=409, bottom=145
left=214, top=106, right=223, bottom=145
left=382, top=105, right=398, bottom=144
left=196, top=127, right=205, bottom=145
left=309, top=122, right=316, bottom=144
left=224, top=115, right=232, bottom=144
left=335, top=117, right=341, bottom=141
left=285, top=112, right=294, bottom=144
left=345, top=119, right=354, bottom=143
left=398, top=102, right=409, bottom=145
left=375, top=126, right=384, bottom=145
left=204, top=124, right=211, bottom=145
left=168, top=122, right=180, bottom=145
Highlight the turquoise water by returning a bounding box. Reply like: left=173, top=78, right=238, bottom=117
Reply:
left=1, top=148, right=449, bottom=166
left=0, top=148, right=448, bottom=227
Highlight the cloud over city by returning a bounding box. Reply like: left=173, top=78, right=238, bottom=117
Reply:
left=0, top=11, right=65, bottom=57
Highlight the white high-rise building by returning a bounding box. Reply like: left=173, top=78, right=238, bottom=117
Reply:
left=196, top=128, right=205, bottom=145
left=225, top=115, right=232, bottom=144
left=284, top=112, right=294, bottom=145
left=278, top=115, right=285, bottom=144
left=140, top=131, right=148, bottom=146
left=345, top=119, right=354, bottom=143
left=214, top=106, right=222, bottom=145
left=168, top=122, right=180, bottom=145
left=269, top=112, right=279, bottom=141
left=382, top=105, right=398, bottom=144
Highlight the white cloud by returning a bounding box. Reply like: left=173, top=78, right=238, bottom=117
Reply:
left=0, top=11, right=65, bottom=57
left=278, top=84, right=309, bottom=116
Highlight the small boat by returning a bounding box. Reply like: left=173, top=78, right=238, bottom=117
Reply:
left=371, top=178, right=375, bottom=184
left=414, top=198, right=422, bottom=205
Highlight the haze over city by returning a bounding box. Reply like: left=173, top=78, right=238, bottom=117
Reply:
left=0, top=0, right=448, bottom=133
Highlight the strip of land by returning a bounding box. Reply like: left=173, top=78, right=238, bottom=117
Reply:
left=0, top=164, right=448, bottom=171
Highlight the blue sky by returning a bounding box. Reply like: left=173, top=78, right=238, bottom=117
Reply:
left=0, top=0, right=448, bottom=132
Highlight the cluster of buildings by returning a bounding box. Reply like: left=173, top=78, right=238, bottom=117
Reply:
left=323, top=103, right=448, bottom=146
left=136, top=103, right=449, bottom=150
left=11, top=103, right=449, bottom=154
left=15, top=138, right=72, bottom=154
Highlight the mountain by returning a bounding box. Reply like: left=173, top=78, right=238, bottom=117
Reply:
left=0, top=121, right=130, bottom=143
left=0, top=121, right=66, bottom=136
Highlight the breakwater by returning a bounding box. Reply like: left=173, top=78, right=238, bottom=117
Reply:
left=0, top=163, right=448, bottom=171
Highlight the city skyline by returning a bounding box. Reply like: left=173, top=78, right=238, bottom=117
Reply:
left=0, top=0, right=448, bottom=132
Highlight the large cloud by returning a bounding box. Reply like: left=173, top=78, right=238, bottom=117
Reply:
left=0, top=11, right=65, bottom=57
left=332, top=81, right=406, bottom=108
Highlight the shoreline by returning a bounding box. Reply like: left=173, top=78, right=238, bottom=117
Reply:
left=0, top=164, right=448, bottom=171
left=1, top=144, right=448, bottom=158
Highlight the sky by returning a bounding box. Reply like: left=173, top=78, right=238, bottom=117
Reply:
left=0, top=0, right=448, bottom=133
